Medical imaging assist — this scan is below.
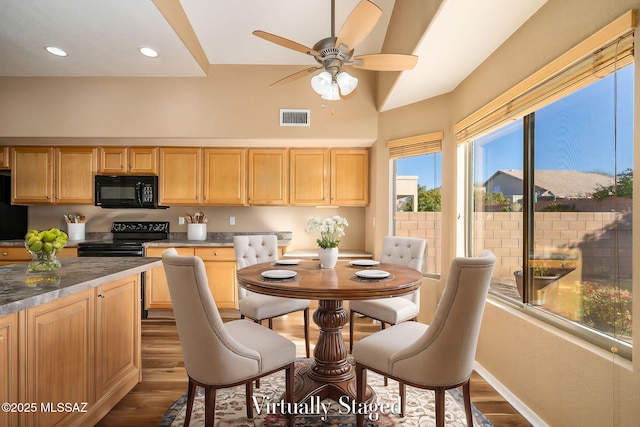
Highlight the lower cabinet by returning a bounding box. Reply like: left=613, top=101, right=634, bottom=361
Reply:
left=2, top=275, right=140, bottom=427
left=0, top=247, right=78, bottom=267
left=144, top=245, right=284, bottom=311
left=145, top=246, right=239, bottom=309
left=0, top=312, right=18, bottom=427
left=194, top=248, right=237, bottom=309
left=145, top=247, right=194, bottom=309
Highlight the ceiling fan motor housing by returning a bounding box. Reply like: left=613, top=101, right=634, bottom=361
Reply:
left=313, top=37, right=353, bottom=77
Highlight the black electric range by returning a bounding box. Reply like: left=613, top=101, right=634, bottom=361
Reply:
left=78, top=221, right=169, bottom=319
left=77, top=221, right=169, bottom=257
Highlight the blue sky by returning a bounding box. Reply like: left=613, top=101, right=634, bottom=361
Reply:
left=397, top=64, right=634, bottom=188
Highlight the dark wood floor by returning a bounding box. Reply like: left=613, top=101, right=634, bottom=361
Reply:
left=97, top=314, right=532, bottom=427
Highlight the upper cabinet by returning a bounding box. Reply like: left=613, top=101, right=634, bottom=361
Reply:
left=248, top=149, right=289, bottom=206
left=330, top=149, right=369, bottom=206
left=99, top=147, right=158, bottom=175
left=203, top=148, right=247, bottom=206
left=158, top=147, right=202, bottom=206
left=0, top=146, right=10, bottom=169
left=12, top=146, right=97, bottom=205
left=290, top=148, right=369, bottom=206
left=289, top=149, right=330, bottom=206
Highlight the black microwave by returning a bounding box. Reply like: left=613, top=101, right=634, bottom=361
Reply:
left=95, top=175, right=166, bottom=209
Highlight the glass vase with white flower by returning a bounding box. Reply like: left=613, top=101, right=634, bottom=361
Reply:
left=305, top=215, right=349, bottom=268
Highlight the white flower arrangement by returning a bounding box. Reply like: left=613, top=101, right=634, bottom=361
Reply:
left=305, top=215, right=349, bottom=249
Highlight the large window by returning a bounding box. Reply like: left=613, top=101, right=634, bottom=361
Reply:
left=471, top=64, right=633, bottom=354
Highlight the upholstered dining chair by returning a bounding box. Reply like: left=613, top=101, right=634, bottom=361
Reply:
left=162, top=248, right=296, bottom=427
left=349, top=236, right=427, bottom=353
left=233, top=235, right=311, bottom=358
left=352, top=250, right=496, bottom=427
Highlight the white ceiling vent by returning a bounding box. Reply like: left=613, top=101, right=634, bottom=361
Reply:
left=280, top=109, right=310, bottom=127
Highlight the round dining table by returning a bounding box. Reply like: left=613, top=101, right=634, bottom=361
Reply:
left=236, top=259, right=423, bottom=404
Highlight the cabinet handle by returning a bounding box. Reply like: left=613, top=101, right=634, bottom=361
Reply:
left=98, top=294, right=105, bottom=298
left=214, top=252, right=218, bottom=256
left=46, top=195, right=50, bottom=199
left=2, top=252, right=7, bottom=257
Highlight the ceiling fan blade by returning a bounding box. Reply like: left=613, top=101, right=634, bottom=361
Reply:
left=352, top=54, right=418, bottom=71
left=270, top=66, right=321, bottom=87
left=253, top=30, right=319, bottom=56
left=335, top=0, right=382, bottom=50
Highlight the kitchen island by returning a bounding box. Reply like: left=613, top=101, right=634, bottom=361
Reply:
left=0, top=257, right=161, bottom=427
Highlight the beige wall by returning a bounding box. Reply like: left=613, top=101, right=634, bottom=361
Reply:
left=0, top=64, right=378, bottom=145
left=373, top=0, right=640, bottom=425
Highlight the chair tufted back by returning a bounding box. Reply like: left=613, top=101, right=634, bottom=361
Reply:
left=233, top=235, right=279, bottom=269
left=380, top=236, right=427, bottom=272
left=233, top=235, right=279, bottom=300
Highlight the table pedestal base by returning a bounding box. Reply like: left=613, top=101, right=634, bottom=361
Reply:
left=292, top=299, right=375, bottom=404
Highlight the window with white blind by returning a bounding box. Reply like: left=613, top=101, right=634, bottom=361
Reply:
left=389, top=132, right=443, bottom=277
left=459, top=10, right=635, bottom=358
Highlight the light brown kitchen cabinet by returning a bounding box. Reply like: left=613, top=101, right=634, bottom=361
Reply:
left=330, top=149, right=369, bottom=206
left=0, top=146, right=10, bottom=169
left=95, top=276, right=140, bottom=399
left=289, top=148, right=369, bottom=206
left=16, top=275, right=141, bottom=426
left=194, top=248, right=238, bottom=308
left=248, top=149, right=288, bottom=205
left=11, top=146, right=97, bottom=205
left=0, top=312, right=18, bottom=427
left=158, top=147, right=202, bottom=205
left=145, top=246, right=241, bottom=310
left=99, top=147, right=158, bottom=175
left=145, top=247, right=192, bottom=309
left=25, top=288, right=94, bottom=427
left=203, top=148, right=247, bottom=205
left=289, top=149, right=330, bottom=206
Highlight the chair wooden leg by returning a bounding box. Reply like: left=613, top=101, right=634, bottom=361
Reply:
left=399, top=382, right=406, bottom=417
left=462, top=380, right=473, bottom=427
left=245, top=381, right=254, bottom=419
left=303, top=307, right=310, bottom=358
left=434, top=388, right=445, bottom=427
left=184, top=377, right=197, bottom=427
left=285, top=362, right=295, bottom=426
left=349, top=310, right=355, bottom=353
left=355, top=363, right=367, bottom=427
left=203, top=385, right=217, bottom=427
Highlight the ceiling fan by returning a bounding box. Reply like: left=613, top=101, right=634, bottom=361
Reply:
left=253, top=0, right=418, bottom=100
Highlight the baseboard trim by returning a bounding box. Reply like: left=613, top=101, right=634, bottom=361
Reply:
left=473, top=361, right=548, bottom=427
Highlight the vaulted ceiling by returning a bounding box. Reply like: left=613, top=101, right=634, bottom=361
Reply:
left=0, top=0, right=547, bottom=111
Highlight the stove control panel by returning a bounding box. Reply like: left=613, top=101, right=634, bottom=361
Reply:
left=111, top=221, right=170, bottom=234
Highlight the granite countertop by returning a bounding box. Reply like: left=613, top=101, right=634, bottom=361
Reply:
left=0, top=257, right=162, bottom=316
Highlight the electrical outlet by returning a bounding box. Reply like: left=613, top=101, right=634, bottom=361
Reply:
left=178, top=216, right=185, bottom=225
left=229, top=216, right=235, bottom=225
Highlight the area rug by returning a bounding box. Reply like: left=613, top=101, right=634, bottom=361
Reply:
left=158, top=359, right=492, bottom=427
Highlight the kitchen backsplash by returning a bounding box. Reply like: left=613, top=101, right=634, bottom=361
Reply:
left=27, top=205, right=366, bottom=252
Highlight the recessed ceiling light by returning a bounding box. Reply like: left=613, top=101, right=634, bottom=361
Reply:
left=45, top=46, right=68, bottom=57
left=139, top=47, right=159, bottom=58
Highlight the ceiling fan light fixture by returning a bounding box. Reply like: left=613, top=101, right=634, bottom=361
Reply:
left=321, top=82, right=340, bottom=101
left=311, top=71, right=332, bottom=95
left=336, top=71, right=358, bottom=96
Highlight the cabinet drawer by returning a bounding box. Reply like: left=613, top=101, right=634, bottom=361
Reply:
left=194, top=247, right=236, bottom=261
left=0, top=247, right=31, bottom=261
left=146, top=247, right=194, bottom=257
